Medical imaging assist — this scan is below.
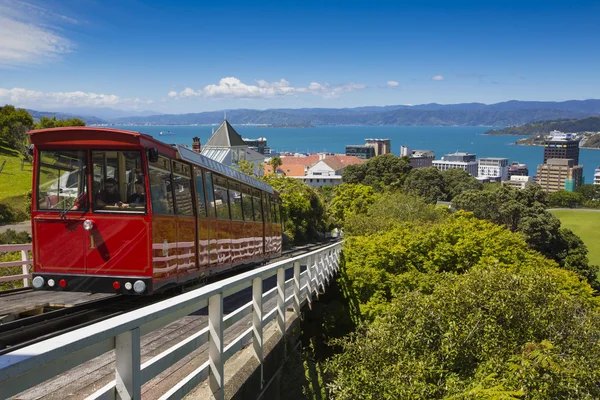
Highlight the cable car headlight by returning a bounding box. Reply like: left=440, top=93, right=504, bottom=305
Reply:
left=32, top=276, right=44, bottom=288
left=124, top=282, right=133, bottom=291
left=83, top=219, right=94, bottom=231
left=48, top=279, right=55, bottom=287
left=133, top=280, right=146, bottom=294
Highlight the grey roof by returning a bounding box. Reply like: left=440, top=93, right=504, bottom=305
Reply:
left=177, top=145, right=273, bottom=193
left=204, top=120, right=246, bottom=147
left=201, top=147, right=230, bottom=164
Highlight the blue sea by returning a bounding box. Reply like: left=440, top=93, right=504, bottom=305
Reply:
left=111, top=125, right=600, bottom=182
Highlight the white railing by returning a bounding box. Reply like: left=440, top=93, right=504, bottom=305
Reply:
left=0, top=244, right=32, bottom=288
left=0, top=241, right=343, bottom=400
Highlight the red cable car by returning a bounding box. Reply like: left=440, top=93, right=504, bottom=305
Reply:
left=28, top=127, right=282, bottom=294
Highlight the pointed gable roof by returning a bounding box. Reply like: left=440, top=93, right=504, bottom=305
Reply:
left=204, top=120, right=246, bottom=147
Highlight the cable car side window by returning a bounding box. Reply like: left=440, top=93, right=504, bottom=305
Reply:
left=241, top=185, right=254, bottom=222
left=91, top=151, right=145, bottom=213
left=148, top=155, right=175, bottom=215
left=213, top=175, right=230, bottom=219
left=252, top=189, right=262, bottom=222
left=204, top=171, right=216, bottom=218
left=172, top=161, right=193, bottom=216
left=193, top=167, right=207, bottom=218
left=228, top=180, right=244, bottom=221
left=37, top=149, right=88, bottom=211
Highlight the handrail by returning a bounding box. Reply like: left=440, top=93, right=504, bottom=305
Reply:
left=0, top=241, right=343, bottom=399
left=0, top=244, right=32, bottom=287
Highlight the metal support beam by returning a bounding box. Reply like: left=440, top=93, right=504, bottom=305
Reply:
left=252, top=276, right=263, bottom=388
left=209, top=293, right=224, bottom=400
left=115, top=328, right=141, bottom=400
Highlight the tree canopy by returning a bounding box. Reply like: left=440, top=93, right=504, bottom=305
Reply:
left=34, top=116, right=86, bottom=129
left=342, top=154, right=412, bottom=192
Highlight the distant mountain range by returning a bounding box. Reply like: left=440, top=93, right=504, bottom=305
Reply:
left=27, top=99, right=600, bottom=127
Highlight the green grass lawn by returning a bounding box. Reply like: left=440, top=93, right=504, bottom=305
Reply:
left=0, top=141, right=33, bottom=221
left=551, top=209, right=600, bottom=266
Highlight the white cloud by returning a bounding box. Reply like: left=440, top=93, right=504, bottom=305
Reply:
left=387, top=80, right=399, bottom=87
left=0, top=87, right=153, bottom=109
left=170, top=77, right=366, bottom=99
left=0, top=0, right=75, bottom=67
left=431, top=75, right=445, bottom=81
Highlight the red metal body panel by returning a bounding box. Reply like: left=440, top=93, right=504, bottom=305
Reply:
left=177, top=216, right=197, bottom=283
left=152, top=216, right=178, bottom=285
left=215, top=219, right=232, bottom=266
left=197, top=219, right=210, bottom=269
left=33, top=216, right=86, bottom=274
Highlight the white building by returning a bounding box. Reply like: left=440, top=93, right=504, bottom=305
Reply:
left=594, top=167, right=600, bottom=185
left=503, top=175, right=534, bottom=190
left=432, top=152, right=478, bottom=176
left=478, top=157, right=509, bottom=181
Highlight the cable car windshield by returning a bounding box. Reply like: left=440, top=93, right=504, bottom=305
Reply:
left=37, top=150, right=88, bottom=212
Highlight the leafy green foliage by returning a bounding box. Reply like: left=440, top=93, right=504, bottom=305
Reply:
left=34, top=116, right=86, bottom=129
left=442, top=168, right=483, bottom=199
left=327, top=265, right=600, bottom=399
left=342, top=154, right=412, bottom=192
left=403, top=167, right=483, bottom=203
left=547, top=190, right=584, bottom=208
left=329, top=183, right=378, bottom=227
left=263, top=175, right=327, bottom=244
left=0, top=105, right=34, bottom=158
left=452, top=185, right=599, bottom=288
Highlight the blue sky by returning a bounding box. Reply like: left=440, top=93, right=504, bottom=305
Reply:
left=1, top=0, right=599, bottom=114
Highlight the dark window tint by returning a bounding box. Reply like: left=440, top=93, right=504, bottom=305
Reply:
left=241, top=185, right=254, bottom=221
left=228, top=181, right=244, bottom=221
left=194, top=167, right=207, bottom=218
left=149, top=156, right=175, bottom=215
left=213, top=175, right=230, bottom=219
left=252, top=190, right=263, bottom=222
left=205, top=171, right=216, bottom=218
left=173, top=161, right=193, bottom=216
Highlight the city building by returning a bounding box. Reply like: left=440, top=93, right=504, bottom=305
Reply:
left=432, top=152, right=478, bottom=176
left=346, top=145, right=376, bottom=159
left=535, top=158, right=584, bottom=193
left=400, top=146, right=435, bottom=168
left=478, top=157, right=509, bottom=181
left=594, top=167, right=600, bottom=185
left=264, top=154, right=364, bottom=187
left=365, top=138, right=391, bottom=156
left=503, top=175, right=534, bottom=190
left=543, top=131, right=580, bottom=165
left=508, top=162, right=529, bottom=178
left=242, top=137, right=272, bottom=155
left=201, top=120, right=265, bottom=176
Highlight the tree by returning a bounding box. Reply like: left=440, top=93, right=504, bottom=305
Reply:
left=441, top=168, right=482, bottom=199
left=403, top=167, right=447, bottom=203
left=576, top=184, right=600, bottom=202
left=547, top=190, right=584, bottom=208
left=327, top=265, right=600, bottom=400
left=0, top=105, right=34, bottom=157
left=342, top=154, right=412, bottom=192
left=236, top=159, right=257, bottom=177
left=330, top=184, right=378, bottom=227
left=34, top=116, right=86, bottom=129
left=268, top=156, right=282, bottom=173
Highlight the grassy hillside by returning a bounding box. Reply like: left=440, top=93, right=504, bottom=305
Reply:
left=551, top=209, right=600, bottom=266
left=0, top=141, right=32, bottom=222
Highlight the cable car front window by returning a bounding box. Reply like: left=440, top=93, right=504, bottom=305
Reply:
left=91, top=150, right=146, bottom=213
left=37, top=150, right=88, bottom=212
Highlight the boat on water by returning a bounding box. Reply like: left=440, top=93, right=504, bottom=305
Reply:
left=159, top=130, right=175, bottom=136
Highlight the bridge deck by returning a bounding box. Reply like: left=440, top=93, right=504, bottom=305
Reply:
left=0, top=290, right=114, bottom=322
left=9, top=277, right=303, bottom=399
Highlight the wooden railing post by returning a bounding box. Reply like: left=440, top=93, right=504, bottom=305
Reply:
left=115, top=328, right=141, bottom=400
left=293, top=261, right=301, bottom=318
left=305, top=255, right=314, bottom=308
left=21, top=249, right=30, bottom=288
left=209, top=293, right=224, bottom=400
left=277, top=266, right=285, bottom=335
left=252, top=276, right=263, bottom=388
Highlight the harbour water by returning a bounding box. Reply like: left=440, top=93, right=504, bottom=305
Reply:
left=111, top=125, right=600, bottom=182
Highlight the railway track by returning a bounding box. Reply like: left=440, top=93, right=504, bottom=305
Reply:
left=0, top=240, right=339, bottom=356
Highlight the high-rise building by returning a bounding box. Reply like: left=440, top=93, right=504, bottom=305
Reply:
left=242, top=137, right=271, bottom=155
left=346, top=145, right=376, bottom=159
left=594, top=167, right=600, bottom=185
left=365, top=138, right=391, bottom=156
left=432, top=152, right=478, bottom=176
left=400, top=146, right=435, bottom=168
left=536, top=158, right=584, bottom=193
left=508, top=162, right=529, bottom=178
left=478, top=158, right=509, bottom=181
left=543, top=131, right=580, bottom=165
